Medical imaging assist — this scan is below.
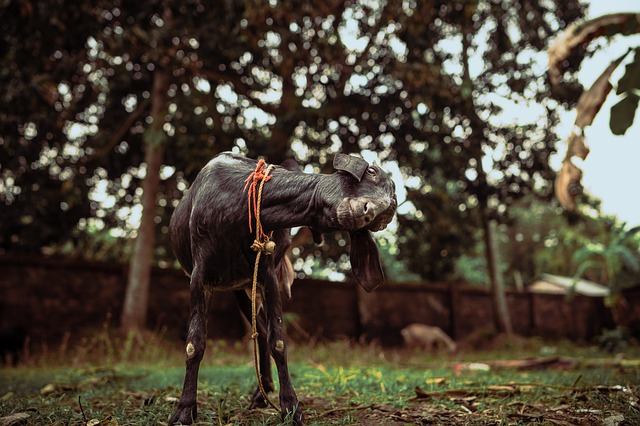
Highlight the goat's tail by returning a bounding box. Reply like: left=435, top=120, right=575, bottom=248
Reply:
left=169, top=196, right=194, bottom=275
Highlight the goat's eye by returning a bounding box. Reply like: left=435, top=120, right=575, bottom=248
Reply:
left=366, top=166, right=377, bottom=176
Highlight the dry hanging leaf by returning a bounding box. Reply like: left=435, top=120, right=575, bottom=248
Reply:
left=555, top=51, right=628, bottom=211
left=548, top=14, right=630, bottom=85
left=566, top=132, right=589, bottom=160
left=575, top=53, right=628, bottom=128
left=554, top=56, right=620, bottom=212
left=555, top=160, right=583, bottom=211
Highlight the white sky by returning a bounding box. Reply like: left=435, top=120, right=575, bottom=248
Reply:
left=570, top=1, right=640, bottom=227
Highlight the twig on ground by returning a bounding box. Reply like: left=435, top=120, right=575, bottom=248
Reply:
left=78, top=395, right=87, bottom=423
left=314, top=404, right=375, bottom=419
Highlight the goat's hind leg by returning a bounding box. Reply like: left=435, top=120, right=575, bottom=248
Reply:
left=169, top=265, right=211, bottom=425
left=234, top=290, right=275, bottom=408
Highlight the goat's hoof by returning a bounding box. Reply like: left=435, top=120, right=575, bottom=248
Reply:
left=168, top=403, right=196, bottom=425
left=249, top=396, right=268, bottom=409
left=249, top=386, right=274, bottom=409
left=282, top=405, right=304, bottom=425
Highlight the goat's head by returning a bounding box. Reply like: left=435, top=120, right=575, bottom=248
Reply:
left=333, top=154, right=396, bottom=232
left=321, top=154, right=397, bottom=292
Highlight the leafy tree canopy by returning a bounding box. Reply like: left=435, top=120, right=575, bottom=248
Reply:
left=2, top=0, right=601, bottom=284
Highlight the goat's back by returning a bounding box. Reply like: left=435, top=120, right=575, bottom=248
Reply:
left=169, top=153, right=265, bottom=277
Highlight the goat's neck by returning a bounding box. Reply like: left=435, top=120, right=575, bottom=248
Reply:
left=258, top=171, right=340, bottom=232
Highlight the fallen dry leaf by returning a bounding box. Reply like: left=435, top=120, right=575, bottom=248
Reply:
left=425, top=377, right=447, bottom=385
left=414, top=386, right=474, bottom=400
left=40, top=383, right=77, bottom=395
left=0, top=413, right=30, bottom=426
left=486, top=385, right=519, bottom=393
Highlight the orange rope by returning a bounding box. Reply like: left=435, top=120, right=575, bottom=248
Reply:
left=244, top=159, right=273, bottom=240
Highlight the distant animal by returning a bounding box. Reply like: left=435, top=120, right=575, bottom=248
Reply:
left=401, top=323, right=457, bottom=352
left=168, top=152, right=397, bottom=425
left=0, top=325, right=26, bottom=366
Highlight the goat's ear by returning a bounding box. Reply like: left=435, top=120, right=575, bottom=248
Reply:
left=348, top=230, right=384, bottom=292
left=333, top=154, right=368, bottom=181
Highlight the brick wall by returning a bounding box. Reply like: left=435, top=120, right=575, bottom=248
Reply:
left=0, top=255, right=618, bottom=347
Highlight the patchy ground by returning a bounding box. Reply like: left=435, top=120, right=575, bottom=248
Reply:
left=1, top=337, right=639, bottom=425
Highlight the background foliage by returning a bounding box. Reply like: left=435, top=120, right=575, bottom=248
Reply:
left=1, top=0, right=638, bottom=291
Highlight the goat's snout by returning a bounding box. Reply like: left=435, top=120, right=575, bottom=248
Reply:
left=362, top=201, right=372, bottom=216
left=337, top=197, right=389, bottom=230
left=353, top=199, right=375, bottom=224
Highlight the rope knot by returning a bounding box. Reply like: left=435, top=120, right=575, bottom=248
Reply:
left=251, top=240, right=264, bottom=252
left=251, top=239, right=276, bottom=255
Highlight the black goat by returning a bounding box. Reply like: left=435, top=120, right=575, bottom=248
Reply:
left=168, top=152, right=397, bottom=425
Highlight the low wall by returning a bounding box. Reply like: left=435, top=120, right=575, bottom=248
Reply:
left=0, top=255, right=617, bottom=347
left=0, top=255, right=244, bottom=345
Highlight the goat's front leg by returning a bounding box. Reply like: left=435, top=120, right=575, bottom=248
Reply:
left=169, top=265, right=211, bottom=425
left=262, top=269, right=303, bottom=424
left=234, top=290, right=275, bottom=408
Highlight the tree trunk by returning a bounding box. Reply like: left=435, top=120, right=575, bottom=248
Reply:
left=460, top=18, right=513, bottom=336
left=120, top=68, right=169, bottom=332
left=486, top=219, right=513, bottom=335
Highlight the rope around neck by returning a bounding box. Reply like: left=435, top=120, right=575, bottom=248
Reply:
left=245, top=161, right=279, bottom=412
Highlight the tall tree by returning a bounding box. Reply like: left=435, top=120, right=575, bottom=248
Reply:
left=88, top=1, right=252, bottom=331
left=392, top=0, right=586, bottom=331
left=121, top=67, right=170, bottom=331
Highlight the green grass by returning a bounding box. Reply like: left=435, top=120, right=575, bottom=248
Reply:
left=1, top=334, right=640, bottom=425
